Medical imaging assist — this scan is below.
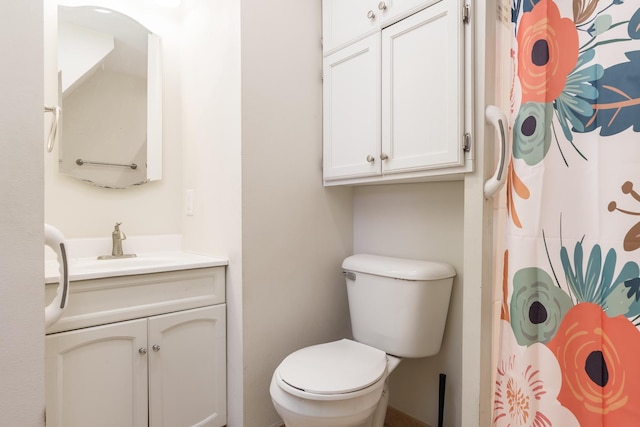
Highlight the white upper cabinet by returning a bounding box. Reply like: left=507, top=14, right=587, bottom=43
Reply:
left=322, top=0, right=444, bottom=54
left=381, top=0, right=444, bottom=27
left=381, top=0, right=464, bottom=174
left=323, top=0, right=469, bottom=185
left=322, top=0, right=378, bottom=54
left=323, top=35, right=381, bottom=180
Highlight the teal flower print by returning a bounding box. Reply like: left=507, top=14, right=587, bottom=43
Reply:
left=628, top=7, right=640, bottom=39
left=560, top=241, right=640, bottom=317
left=510, top=267, right=573, bottom=345
left=513, top=102, right=554, bottom=165
left=554, top=49, right=604, bottom=143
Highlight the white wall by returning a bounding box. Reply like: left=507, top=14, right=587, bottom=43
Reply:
left=0, top=1, right=45, bottom=425
left=179, top=3, right=354, bottom=427
left=239, top=0, right=354, bottom=425
left=178, top=0, right=243, bottom=424
left=353, top=181, right=464, bottom=427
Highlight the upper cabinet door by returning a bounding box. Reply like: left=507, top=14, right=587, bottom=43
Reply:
left=322, top=0, right=444, bottom=54
left=148, top=305, right=227, bottom=427
left=380, top=0, right=443, bottom=25
left=381, top=0, right=463, bottom=174
left=323, top=0, right=379, bottom=53
left=323, top=34, right=381, bottom=181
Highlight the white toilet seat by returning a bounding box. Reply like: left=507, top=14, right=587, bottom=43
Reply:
left=270, top=340, right=402, bottom=426
left=275, top=339, right=387, bottom=400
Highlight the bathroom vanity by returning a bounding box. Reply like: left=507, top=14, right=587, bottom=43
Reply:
left=44, top=253, right=227, bottom=427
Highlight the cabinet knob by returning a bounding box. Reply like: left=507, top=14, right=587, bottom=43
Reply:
left=380, top=153, right=389, bottom=160
left=152, top=344, right=161, bottom=352
left=367, top=10, right=376, bottom=20
left=366, top=155, right=375, bottom=163
left=378, top=2, right=387, bottom=11
left=138, top=348, right=147, bottom=355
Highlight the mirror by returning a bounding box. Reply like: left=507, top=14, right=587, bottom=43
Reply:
left=56, top=5, right=162, bottom=188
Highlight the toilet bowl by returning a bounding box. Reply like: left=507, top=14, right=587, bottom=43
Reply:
left=270, top=339, right=401, bottom=427
left=270, top=254, right=455, bottom=427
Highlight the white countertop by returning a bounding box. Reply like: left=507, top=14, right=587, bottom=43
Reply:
left=45, top=234, right=228, bottom=283
left=46, top=251, right=228, bottom=283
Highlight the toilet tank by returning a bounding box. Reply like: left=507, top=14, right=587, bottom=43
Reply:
left=342, top=254, right=456, bottom=358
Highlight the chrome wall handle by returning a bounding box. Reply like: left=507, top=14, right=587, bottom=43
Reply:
left=484, top=105, right=509, bottom=199
left=44, top=105, right=61, bottom=153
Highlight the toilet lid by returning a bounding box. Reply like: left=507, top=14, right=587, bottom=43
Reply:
left=277, top=339, right=387, bottom=395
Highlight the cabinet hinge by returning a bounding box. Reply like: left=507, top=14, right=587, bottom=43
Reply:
left=462, top=4, right=470, bottom=24
left=320, top=36, right=323, bottom=48
left=463, top=132, right=471, bottom=152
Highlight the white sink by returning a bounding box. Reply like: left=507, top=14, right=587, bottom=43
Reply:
left=88, top=254, right=175, bottom=268
left=46, top=251, right=227, bottom=283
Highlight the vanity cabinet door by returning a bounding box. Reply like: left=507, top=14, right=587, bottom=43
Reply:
left=381, top=0, right=464, bottom=174
left=45, top=319, right=149, bottom=427
left=148, top=305, right=227, bottom=427
left=323, top=34, right=381, bottom=181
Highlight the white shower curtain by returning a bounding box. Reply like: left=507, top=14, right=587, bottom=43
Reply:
left=493, top=1, right=640, bottom=425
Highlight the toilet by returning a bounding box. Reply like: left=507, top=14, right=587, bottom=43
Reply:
left=270, top=254, right=456, bottom=427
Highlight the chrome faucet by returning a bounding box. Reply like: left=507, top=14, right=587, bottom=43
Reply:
left=98, top=222, right=137, bottom=260
left=112, top=222, right=126, bottom=256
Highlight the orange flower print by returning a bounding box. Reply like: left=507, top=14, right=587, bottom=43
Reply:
left=547, top=303, right=640, bottom=427
left=494, top=320, right=579, bottom=427
left=517, top=0, right=579, bottom=103
left=506, top=159, right=530, bottom=228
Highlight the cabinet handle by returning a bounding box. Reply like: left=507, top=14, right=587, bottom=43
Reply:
left=378, top=2, right=387, bottom=11
left=366, top=155, right=375, bottom=163
left=367, top=10, right=376, bottom=20
left=380, top=153, right=389, bottom=160
left=139, top=348, right=147, bottom=355
left=152, top=344, right=161, bottom=352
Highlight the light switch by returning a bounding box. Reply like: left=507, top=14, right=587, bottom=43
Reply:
left=186, top=189, right=194, bottom=216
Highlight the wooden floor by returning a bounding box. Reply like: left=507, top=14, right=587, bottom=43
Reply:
left=278, top=406, right=430, bottom=427
left=384, top=407, right=429, bottom=427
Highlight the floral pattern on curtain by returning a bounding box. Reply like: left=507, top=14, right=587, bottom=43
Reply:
left=494, top=1, right=640, bottom=426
